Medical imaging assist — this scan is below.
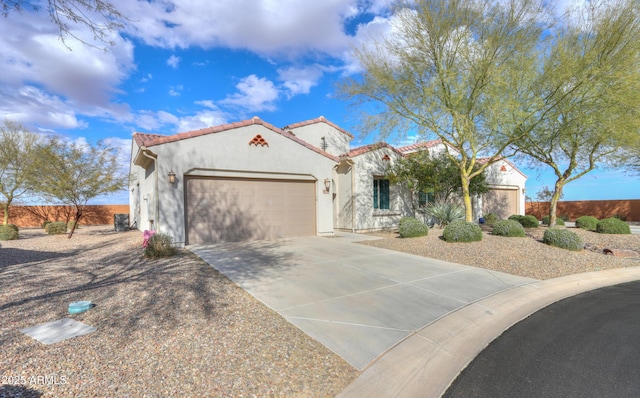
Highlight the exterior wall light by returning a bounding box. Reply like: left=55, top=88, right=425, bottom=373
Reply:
left=324, top=178, right=331, bottom=193
left=168, top=170, right=176, bottom=184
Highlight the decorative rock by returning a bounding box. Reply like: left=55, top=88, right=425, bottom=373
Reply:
left=603, top=248, right=640, bottom=258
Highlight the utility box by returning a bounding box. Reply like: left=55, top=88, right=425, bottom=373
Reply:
left=114, top=214, right=129, bottom=232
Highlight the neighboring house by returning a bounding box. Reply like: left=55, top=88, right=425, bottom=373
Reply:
left=129, top=116, right=526, bottom=245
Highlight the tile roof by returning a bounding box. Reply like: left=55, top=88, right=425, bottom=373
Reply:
left=132, top=116, right=338, bottom=162
left=284, top=116, right=355, bottom=139
left=477, top=156, right=527, bottom=178
left=397, top=139, right=444, bottom=153
left=344, top=142, right=406, bottom=158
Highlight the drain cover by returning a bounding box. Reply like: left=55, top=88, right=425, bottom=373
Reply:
left=21, top=318, right=96, bottom=344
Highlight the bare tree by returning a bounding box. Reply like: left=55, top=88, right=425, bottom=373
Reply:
left=1, top=0, right=127, bottom=49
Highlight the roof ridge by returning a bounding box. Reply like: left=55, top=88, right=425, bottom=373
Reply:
left=284, top=116, right=355, bottom=139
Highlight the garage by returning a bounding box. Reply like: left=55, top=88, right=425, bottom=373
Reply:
left=483, top=188, right=518, bottom=220
left=185, top=176, right=317, bottom=244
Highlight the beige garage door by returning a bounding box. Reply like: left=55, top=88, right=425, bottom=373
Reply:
left=483, top=188, right=518, bottom=220
left=185, top=177, right=316, bottom=244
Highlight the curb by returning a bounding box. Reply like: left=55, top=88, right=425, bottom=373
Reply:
left=337, top=267, right=640, bottom=398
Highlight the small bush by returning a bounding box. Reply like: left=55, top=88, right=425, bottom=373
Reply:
left=443, top=221, right=483, bottom=243
left=483, top=213, right=499, bottom=226
left=510, top=214, right=539, bottom=228
left=399, top=218, right=429, bottom=238
left=575, top=216, right=599, bottom=231
left=425, top=200, right=465, bottom=227
left=541, top=215, right=565, bottom=226
left=596, top=218, right=631, bottom=234
left=0, top=224, right=19, bottom=240
left=68, top=220, right=77, bottom=230
left=613, top=213, right=628, bottom=222
left=47, top=222, right=68, bottom=235
left=398, top=217, right=416, bottom=229
left=559, top=214, right=570, bottom=222
left=42, top=220, right=52, bottom=229
left=491, top=220, right=526, bottom=237
left=543, top=228, right=584, bottom=251
left=144, top=233, right=178, bottom=258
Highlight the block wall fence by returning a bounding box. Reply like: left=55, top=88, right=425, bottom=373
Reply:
left=2, top=205, right=130, bottom=228
left=526, top=200, right=640, bottom=222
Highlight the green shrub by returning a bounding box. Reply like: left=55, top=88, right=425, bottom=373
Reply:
left=613, top=213, right=628, bottom=222
left=596, top=218, right=631, bottom=234
left=398, top=217, right=416, bottom=229
left=443, top=221, right=483, bottom=243
left=399, top=218, right=429, bottom=238
left=68, top=220, right=77, bottom=230
left=42, top=220, right=52, bottom=229
left=491, top=220, right=526, bottom=237
left=559, top=214, right=570, bottom=222
left=144, top=233, right=178, bottom=258
left=575, top=216, right=599, bottom=231
left=0, top=224, right=19, bottom=240
left=47, top=222, right=67, bottom=235
left=483, top=213, right=499, bottom=226
left=425, top=200, right=465, bottom=227
left=541, top=215, right=565, bottom=226
left=543, top=228, right=584, bottom=251
left=510, top=214, right=539, bottom=228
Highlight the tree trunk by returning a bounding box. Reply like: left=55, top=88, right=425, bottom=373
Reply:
left=2, top=201, right=9, bottom=225
left=548, top=180, right=564, bottom=227
left=461, top=176, right=473, bottom=222
left=68, top=210, right=82, bottom=239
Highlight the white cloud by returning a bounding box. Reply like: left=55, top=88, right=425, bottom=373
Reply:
left=121, top=0, right=363, bottom=56
left=219, top=75, right=279, bottom=112
left=167, top=54, right=181, bottom=68
left=278, top=66, right=325, bottom=97
left=132, top=104, right=228, bottom=133
left=168, top=85, right=183, bottom=96
left=0, top=10, right=135, bottom=129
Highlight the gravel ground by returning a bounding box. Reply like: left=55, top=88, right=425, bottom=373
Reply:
left=360, top=226, right=640, bottom=280
left=0, top=226, right=357, bottom=398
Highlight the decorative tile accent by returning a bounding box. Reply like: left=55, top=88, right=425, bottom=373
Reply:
left=249, top=134, right=269, bottom=147
left=500, top=165, right=507, bottom=172
left=381, top=154, right=391, bottom=161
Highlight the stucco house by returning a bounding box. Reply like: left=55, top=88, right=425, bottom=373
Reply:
left=129, top=116, right=526, bottom=246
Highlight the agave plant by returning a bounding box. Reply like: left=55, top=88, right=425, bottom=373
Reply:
left=425, top=200, right=465, bottom=227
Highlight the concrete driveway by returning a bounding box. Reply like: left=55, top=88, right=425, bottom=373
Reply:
left=190, top=233, right=535, bottom=370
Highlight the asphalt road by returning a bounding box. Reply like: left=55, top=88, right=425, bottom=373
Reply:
left=444, top=280, right=640, bottom=398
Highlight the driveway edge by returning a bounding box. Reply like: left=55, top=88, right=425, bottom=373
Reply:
left=337, top=266, right=640, bottom=398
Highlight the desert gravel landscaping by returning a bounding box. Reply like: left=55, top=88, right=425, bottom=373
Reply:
left=0, top=227, right=356, bottom=397
left=2, top=224, right=639, bottom=397
left=361, top=225, right=640, bottom=280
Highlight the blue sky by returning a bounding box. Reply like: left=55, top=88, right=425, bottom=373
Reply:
left=1, top=0, right=637, bottom=204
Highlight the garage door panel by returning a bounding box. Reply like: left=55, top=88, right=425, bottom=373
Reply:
left=483, top=189, right=518, bottom=220
left=186, top=177, right=316, bottom=244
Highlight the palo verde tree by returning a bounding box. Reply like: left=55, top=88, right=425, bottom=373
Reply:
left=340, top=0, right=549, bottom=221
left=387, top=150, right=488, bottom=210
left=31, top=137, right=126, bottom=238
left=0, top=120, right=46, bottom=225
left=514, top=0, right=640, bottom=226
left=1, top=0, right=127, bottom=49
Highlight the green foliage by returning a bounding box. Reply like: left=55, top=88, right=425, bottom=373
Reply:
left=42, top=220, right=52, bottom=229
left=541, top=215, right=565, bottom=226
left=596, top=218, right=631, bottom=234
left=46, top=221, right=67, bottom=235
left=68, top=220, right=77, bottom=230
left=575, top=216, right=599, bottom=231
left=559, top=214, right=570, bottom=222
left=0, top=224, right=19, bottom=240
left=144, top=233, right=178, bottom=258
left=425, top=200, right=465, bottom=227
left=483, top=213, right=499, bottom=226
left=443, top=221, right=483, bottom=243
left=491, top=220, right=526, bottom=237
left=387, top=151, right=489, bottom=204
left=509, top=214, right=539, bottom=228
left=613, top=214, right=628, bottom=222
left=398, top=217, right=416, bottom=229
left=399, top=218, right=429, bottom=238
left=543, top=228, right=584, bottom=251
